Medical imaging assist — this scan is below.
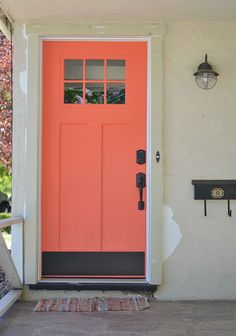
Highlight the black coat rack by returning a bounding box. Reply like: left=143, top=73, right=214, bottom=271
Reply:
left=192, top=180, right=236, bottom=217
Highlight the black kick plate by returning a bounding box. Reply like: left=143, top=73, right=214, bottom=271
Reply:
left=42, top=252, right=145, bottom=276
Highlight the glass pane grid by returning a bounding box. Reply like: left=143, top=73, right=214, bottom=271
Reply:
left=84, top=80, right=104, bottom=83
left=64, top=60, right=83, bottom=80
left=107, top=60, right=126, bottom=80
left=107, top=82, right=125, bottom=104
left=86, top=83, right=104, bottom=104
left=64, top=82, right=84, bottom=104
left=107, top=80, right=125, bottom=83
left=64, top=58, right=126, bottom=104
left=64, top=80, right=83, bottom=83
left=86, top=60, right=104, bottom=80
left=104, top=60, right=107, bottom=104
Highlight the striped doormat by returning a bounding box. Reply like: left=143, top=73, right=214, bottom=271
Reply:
left=34, top=295, right=149, bottom=312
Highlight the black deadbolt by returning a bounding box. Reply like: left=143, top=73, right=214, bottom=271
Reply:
left=136, top=150, right=146, bottom=165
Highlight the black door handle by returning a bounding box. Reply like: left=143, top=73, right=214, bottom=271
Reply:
left=136, top=172, right=145, bottom=210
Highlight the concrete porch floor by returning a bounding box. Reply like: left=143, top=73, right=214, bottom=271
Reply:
left=0, top=300, right=236, bottom=335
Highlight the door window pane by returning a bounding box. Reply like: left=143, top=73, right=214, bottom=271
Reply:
left=86, top=60, right=104, bottom=80
left=107, top=83, right=125, bottom=104
left=86, top=83, right=104, bottom=104
left=64, top=60, right=83, bottom=80
left=107, top=60, right=125, bottom=80
left=64, top=83, right=84, bottom=104
left=64, top=59, right=126, bottom=105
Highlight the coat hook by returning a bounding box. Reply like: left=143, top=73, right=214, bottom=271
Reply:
left=228, top=200, right=232, bottom=217
left=204, top=200, right=207, bottom=216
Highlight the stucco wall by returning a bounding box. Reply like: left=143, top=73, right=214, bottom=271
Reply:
left=12, top=24, right=27, bottom=216
left=12, top=22, right=236, bottom=299
left=158, top=22, right=236, bottom=299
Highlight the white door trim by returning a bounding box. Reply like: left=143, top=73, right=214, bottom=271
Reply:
left=18, top=22, right=164, bottom=285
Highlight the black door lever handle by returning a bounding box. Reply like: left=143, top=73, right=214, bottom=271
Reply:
left=136, top=172, right=145, bottom=210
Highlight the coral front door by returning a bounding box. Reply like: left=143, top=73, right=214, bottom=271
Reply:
left=42, top=41, right=147, bottom=277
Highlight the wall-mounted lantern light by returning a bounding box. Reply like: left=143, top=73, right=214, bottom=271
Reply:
left=193, top=54, right=219, bottom=90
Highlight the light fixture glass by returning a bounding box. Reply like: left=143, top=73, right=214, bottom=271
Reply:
left=193, top=54, right=219, bottom=90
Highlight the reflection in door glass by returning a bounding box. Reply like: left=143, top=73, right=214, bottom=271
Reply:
left=64, top=83, right=84, bottom=104
left=86, top=83, right=104, bottom=104
left=86, top=60, right=104, bottom=80
left=107, top=60, right=126, bottom=80
left=107, top=83, right=125, bottom=104
left=64, top=60, right=83, bottom=80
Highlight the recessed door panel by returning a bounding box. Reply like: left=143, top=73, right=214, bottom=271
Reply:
left=59, top=124, right=102, bottom=251
left=102, top=124, right=146, bottom=251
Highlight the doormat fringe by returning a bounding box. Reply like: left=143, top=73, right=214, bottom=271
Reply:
left=34, top=295, right=149, bottom=312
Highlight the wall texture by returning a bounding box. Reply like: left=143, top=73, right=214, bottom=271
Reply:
left=158, top=22, right=236, bottom=299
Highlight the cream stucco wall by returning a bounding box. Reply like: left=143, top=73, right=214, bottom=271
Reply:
left=158, top=22, right=236, bottom=300
left=12, top=21, right=236, bottom=299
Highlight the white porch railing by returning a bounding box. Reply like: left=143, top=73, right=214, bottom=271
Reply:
left=0, top=216, right=24, bottom=317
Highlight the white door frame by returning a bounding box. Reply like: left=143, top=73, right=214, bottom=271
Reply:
left=13, top=22, right=164, bottom=285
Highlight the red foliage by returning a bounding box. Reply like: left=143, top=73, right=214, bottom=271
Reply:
left=0, top=32, right=12, bottom=171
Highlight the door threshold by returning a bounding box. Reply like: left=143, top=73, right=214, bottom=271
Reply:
left=40, top=278, right=148, bottom=283
left=29, top=279, right=157, bottom=293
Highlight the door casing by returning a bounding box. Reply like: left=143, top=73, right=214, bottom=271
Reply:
left=40, top=37, right=151, bottom=281
left=16, top=22, right=164, bottom=286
